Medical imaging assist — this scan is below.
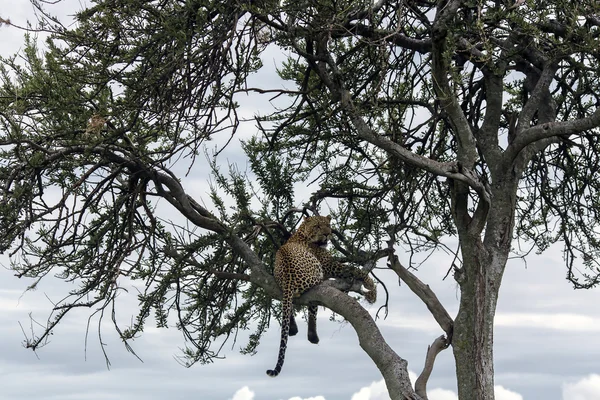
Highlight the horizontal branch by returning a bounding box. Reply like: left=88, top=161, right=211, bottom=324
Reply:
left=341, top=23, right=431, bottom=53
left=506, top=107, right=600, bottom=161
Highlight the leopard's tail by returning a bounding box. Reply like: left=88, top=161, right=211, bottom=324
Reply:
left=266, top=288, right=293, bottom=377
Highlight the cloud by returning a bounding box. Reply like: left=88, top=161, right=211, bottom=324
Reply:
left=351, top=378, right=456, bottom=400
left=350, top=379, right=390, bottom=400
left=495, top=385, right=523, bottom=400
left=429, top=388, right=458, bottom=400
left=349, top=378, right=525, bottom=400
left=229, top=387, right=325, bottom=400
left=230, top=386, right=255, bottom=400
left=562, top=374, right=600, bottom=400
left=421, top=385, right=522, bottom=400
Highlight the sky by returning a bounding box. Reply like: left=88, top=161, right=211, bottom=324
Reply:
left=1, top=2, right=600, bottom=400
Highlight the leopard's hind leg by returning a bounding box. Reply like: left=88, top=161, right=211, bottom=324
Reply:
left=289, top=312, right=298, bottom=336
left=307, top=303, right=319, bottom=344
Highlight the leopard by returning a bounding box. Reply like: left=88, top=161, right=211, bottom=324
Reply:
left=266, top=215, right=377, bottom=377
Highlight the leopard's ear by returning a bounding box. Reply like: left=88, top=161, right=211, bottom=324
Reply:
left=325, top=215, right=332, bottom=221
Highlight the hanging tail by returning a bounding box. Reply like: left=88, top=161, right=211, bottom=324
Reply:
left=266, top=292, right=293, bottom=377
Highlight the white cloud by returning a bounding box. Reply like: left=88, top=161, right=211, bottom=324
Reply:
left=495, top=385, right=523, bottom=400
left=349, top=374, right=452, bottom=400
left=349, top=378, right=524, bottom=400
left=230, top=386, right=255, bottom=400
left=495, top=312, right=600, bottom=332
left=229, top=388, right=324, bottom=400
left=562, top=374, right=600, bottom=400
left=429, top=388, right=458, bottom=400
left=350, top=379, right=390, bottom=400
left=420, top=385, right=521, bottom=400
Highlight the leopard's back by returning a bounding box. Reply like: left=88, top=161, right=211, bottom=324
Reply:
left=274, top=242, right=323, bottom=294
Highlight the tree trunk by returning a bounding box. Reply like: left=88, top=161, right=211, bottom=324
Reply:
left=452, top=174, right=517, bottom=400
left=452, top=240, right=500, bottom=400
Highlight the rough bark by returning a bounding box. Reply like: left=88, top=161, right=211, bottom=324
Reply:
left=452, top=239, right=498, bottom=400
left=302, top=283, right=421, bottom=400
left=452, top=171, right=518, bottom=400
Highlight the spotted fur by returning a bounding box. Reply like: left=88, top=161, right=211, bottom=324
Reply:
left=266, top=215, right=377, bottom=377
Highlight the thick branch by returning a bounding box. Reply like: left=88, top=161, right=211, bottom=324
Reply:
left=341, top=23, right=431, bottom=53
left=154, top=172, right=228, bottom=233
left=506, top=107, right=600, bottom=161
left=302, top=283, right=422, bottom=400
left=478, top=72, right=503, bottom=166
left=338, top=90, right=489, bottom=201
left=477, top=32, right=518, bottom=169
left=515, top=63, right=559, bottom=134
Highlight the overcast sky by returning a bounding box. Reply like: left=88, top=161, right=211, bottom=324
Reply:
left=1, top=2, right=600, bottom=400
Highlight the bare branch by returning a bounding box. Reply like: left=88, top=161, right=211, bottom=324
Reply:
left=338, top=90, right=489, bottom=199
left=387, top=254, right=454, bottom=336
left=414, top=335, right=451, bottom=400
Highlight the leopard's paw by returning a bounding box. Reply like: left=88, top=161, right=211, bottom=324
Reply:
left=364, top=288, right=377, bottom=304
left=361, top=276, right=377, bottom=303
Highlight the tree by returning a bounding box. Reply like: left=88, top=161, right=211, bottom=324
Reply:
left=2, top=0, right=600, bottom=399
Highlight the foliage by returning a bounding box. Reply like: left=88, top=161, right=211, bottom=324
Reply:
left=1, top=0, right=600, bottom=378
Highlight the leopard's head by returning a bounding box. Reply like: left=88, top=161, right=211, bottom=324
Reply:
left=297, top=215, right=333, bottom=247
